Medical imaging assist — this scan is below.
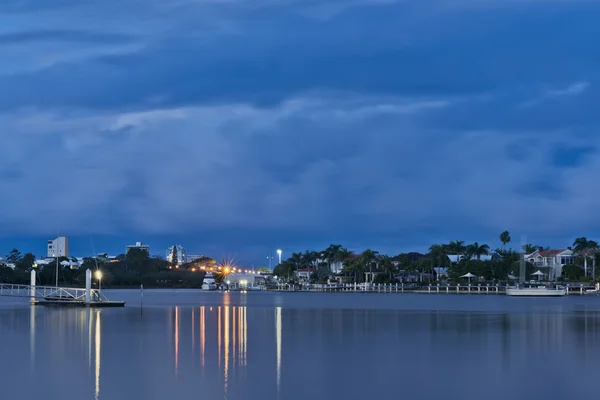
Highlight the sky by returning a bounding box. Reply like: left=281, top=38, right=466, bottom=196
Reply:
left=1, top=0, right=600, bottom=265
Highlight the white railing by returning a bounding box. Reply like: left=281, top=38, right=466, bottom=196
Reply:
left=0, top=283, right=106, bottom=302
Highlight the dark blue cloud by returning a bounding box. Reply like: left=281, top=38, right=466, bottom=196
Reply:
left=2, top=0, right=600, bottom=265
left=2, top=1, right=599, bottom=111
left=0, top=30, right=135, bottom=45
left=551, top=145, right=596, bottom=168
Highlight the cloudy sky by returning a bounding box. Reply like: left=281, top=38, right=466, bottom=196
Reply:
left=1, top=0, right=599, bottom=264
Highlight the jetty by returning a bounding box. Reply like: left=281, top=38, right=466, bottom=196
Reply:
left=0, top=269, right=125, bottom=307
left=270, top=282, right=597, bottom=295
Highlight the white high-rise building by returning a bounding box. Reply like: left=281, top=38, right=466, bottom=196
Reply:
left=166, top=245, right=186, bottom=265
left=126, top=241, right=150, bottom=255
left=47, top=237, right=69, bottom=257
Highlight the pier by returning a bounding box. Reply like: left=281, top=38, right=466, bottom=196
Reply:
left=270, top=282, right=596, bottom=295
left=0, top=269, right=124, bottom=307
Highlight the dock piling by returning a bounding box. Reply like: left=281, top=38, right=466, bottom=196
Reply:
left=85, top=269, right=91, bottom=304
left=30, top=269, right=36, bottom=304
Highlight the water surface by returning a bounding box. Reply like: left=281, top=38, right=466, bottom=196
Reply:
left=1, top=290, right=600, bottom=400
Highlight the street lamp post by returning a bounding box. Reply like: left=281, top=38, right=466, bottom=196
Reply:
left=267, top=255, right=273, bottom=270
left=277, top=249, right=282, bottom=265
left=95, top=270, right=103, bottom=296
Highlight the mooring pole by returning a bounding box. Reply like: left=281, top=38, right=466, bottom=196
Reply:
left=85, top=269, right=92, bottom=304
left=140, top=284, right=144, bottom=314
left=30, top=269, right=36, bottom=304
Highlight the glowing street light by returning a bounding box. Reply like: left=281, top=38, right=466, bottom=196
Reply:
left=95, top=270, right=103, bottom=293
left=277, top=249, right=282, bottom=265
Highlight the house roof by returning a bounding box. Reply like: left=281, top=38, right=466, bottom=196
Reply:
left=527, top=249, right=571, bottom=257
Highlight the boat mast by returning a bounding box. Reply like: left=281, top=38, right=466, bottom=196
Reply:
left=55, top=228, right=59, bottom=288
left=519, top=234, right=526, bottom=285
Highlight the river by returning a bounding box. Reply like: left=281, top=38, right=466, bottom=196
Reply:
left=1, top=290, right=599, bottom=399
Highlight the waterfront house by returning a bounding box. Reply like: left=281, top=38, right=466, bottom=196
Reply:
left=294, top=268, right=316, bottom=281
left=447, top=251, right=503, bottom=263
left=226, top=273, right=266, bottom=289
left=524, top=248, right=574, bottom=279
left=394, top=270, right=429, bottom=282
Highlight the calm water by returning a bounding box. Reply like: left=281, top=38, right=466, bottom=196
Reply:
left=2, top=290, right=600, bottom=400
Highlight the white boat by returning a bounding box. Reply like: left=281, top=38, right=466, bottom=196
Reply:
left=585, top=283, right=600, bottom=295
left=506, top=286, right=566, bottom=297
left=201, top=274, right=217, bottom=291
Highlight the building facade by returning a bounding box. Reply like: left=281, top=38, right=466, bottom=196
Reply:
left=166, top=245, right=186, bottom=265
left=126, top=241, right=150, bottom=255
left=524, top=248, right=574, bottom=279
left=47, top=236, right=69, bottom=257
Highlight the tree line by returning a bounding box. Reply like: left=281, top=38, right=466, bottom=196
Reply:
left=272, top=232, right=600, bottom=283
left=0, top=248, right=212, bottom=288
left=1, top=232, right=598, bottom=286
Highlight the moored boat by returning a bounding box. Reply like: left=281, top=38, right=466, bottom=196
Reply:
left=201, top=273, right=217, bottom=291
left=585, top=283, right=600, bottom=295
left=506, top=285, right=566, bottom=297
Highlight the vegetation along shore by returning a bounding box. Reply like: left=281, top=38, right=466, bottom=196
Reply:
left=1, top=232, right=598, bottom=288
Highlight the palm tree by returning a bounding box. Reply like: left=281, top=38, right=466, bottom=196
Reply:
left=573, top=237, right=591, bottom=277
left=361, top=249, right=379, bottom=283
left=324, top=244, right=343, bottom=273
left=428, top=244, right=450, bottom=281
left=447, top=240, right=466, bottom=263
left=342, top=258, right=364, bottom=283
left=522, top=244, right=539, bottom=254
left=573, top=237, right=599, bottom=279
left=428, top=244, right=450, bottom=267
left=300, top=250, right=320, bottom=281
left=589, top=240, right=599, bottom=281
left=499, top=231, right=511, bottom=252
left=379, top=255, right=395, bottom=281
left=467, top=242, right=489, bottom=261
left=289, top=252, right=303, bottom=270
left=335, top=247, right=353, bottom=274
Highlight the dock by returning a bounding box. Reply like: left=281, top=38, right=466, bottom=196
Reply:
left=269, top=282, right=597, bottom=295
left=0, top=269, right=125, bottom=307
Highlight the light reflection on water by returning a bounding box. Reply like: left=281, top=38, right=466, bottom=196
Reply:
left=94, top=309, right=101, bottom=400
left=4, top=293, right=600, bottom=400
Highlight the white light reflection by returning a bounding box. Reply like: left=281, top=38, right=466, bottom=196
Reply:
left=94, top=309, right=101, bottom=400
left=233, top=307, right=237, bottom=365
left=243, top=307, right=247, bottom=366
left=224, top=306, right=230, bottom=397
left=192, top=309, right=195, bottom=352
left=175, top=306, right=179, bottom=376
left=200, top=306, right=205, bottom=369
left=218, top=306, right=221, bottom=367
left=276, top=307, right=282, bottom=392
left=87, top=308, right=92, bottom=373
left=29, top=305, right=36, bottom=371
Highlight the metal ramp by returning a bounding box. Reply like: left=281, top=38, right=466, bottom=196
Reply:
left=0, top=283, right=105, bottom=302
left=0, top=269, right=124, bottom=307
